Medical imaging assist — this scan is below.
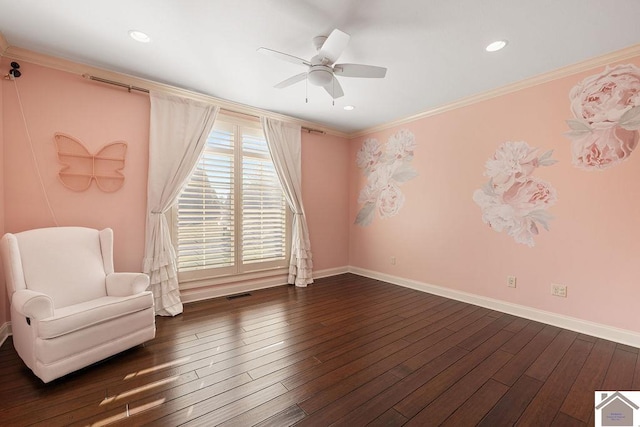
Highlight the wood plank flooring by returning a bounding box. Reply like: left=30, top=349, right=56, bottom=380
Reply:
left=0, top=273, right=638, bottom=426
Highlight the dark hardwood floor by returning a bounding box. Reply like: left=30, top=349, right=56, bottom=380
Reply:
left=0, top=273, right=638, bottom=426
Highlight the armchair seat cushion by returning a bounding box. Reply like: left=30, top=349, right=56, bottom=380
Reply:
left=38, top=291, right=154, bottom=339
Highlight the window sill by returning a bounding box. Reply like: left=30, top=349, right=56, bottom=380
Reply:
left=179, top=266, right=289, bottom=291
left=178, top=267, right=291, bottom=304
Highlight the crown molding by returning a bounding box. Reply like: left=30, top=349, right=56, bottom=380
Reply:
left=4, top=30, right=638, bottom=141
left=349, top=43, right=640, bottom=139
left=0, top=39, right=349, bottom=138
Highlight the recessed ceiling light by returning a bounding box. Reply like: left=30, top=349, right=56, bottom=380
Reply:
left=343, top=105, right=355, bottom=111
left=129, top=30, right=151, bottom=43
left=485, top=40, right=508, bottom=52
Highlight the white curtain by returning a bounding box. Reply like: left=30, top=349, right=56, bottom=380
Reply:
left=261, top=117, right=313, bottom=287
left=144, top=92, right=219, bottom=315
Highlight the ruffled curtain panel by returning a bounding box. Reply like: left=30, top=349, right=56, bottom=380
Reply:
left=261, top=117, right=313, bottom=287
left=144, top=92, right=219, bottom=315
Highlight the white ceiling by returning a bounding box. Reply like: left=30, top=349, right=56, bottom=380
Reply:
left=1, top=0, right=640, bottom=133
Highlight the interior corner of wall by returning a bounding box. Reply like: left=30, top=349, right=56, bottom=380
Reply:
left=0, top=321, right=11, bottom=348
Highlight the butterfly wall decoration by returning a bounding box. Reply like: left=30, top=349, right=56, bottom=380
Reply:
left=54, top=133, right=127, bottom=192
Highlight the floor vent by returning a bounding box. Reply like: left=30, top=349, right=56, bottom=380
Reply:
left=226, top=292, right=252, bottom=300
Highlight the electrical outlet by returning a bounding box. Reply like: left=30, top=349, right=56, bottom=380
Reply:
left=551, top=283, right=567, bottom=297
left=390, top=256, right=396, bottom=265
left=507, top=276, right=517, bottom=288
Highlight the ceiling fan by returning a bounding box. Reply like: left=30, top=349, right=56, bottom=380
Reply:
left=258, top=29, right=387, bottom=99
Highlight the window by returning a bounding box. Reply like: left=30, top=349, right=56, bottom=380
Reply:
left=174, top=116, right=290, bottom=284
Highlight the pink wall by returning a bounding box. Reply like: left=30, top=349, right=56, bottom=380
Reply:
left=302, top=132, right=350, bottom=272
left=349, top=56, right=640, bottom=333
left=0, top=60, right=350, bottom=319
left=3, top=62, right=150, bottom=273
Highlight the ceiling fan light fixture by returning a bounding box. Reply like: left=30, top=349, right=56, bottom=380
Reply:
left=129, top=30, right=151, bottom=43
left=343, top=105, right=355, bottom=111
left=486, top=40, right=508, bottom=52
left=307, top=67, right=333, bottom=86
left=262, top=28, right=386, bottom=100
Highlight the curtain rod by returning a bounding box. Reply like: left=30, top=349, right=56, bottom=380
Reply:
left=83, top=74, right=326, bottom=134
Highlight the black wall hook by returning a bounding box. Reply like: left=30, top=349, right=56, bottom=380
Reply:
left=6, top=61, right=21, bottom=79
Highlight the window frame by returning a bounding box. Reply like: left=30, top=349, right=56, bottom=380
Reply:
left=171, top=114, right=291, bottom=287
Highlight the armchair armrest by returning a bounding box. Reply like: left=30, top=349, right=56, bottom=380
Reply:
left=106, top=273, right=150, bottom=297
left=12, top=289, right=54, bottom=320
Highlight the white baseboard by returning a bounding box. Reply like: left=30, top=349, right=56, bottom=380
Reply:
left=0, top=322, right=11, bottom=348
left=349, top=266, right=640, bottom=349
left=180, top=266, right=349, bottom=304
left=5, top=265, right=636, bottom=348
left=313, top=266, right=350, bottom=279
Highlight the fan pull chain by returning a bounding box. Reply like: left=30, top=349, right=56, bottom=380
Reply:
left=332, top=78, right=335, bottom=106
left=305, top=75, right=308, bottom=104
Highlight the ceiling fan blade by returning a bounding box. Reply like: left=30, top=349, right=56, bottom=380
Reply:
left=334, top=63, right=387, bottom=78
left=323, top=76, right=344, bottom=99
left=318, top=29, right=350, bottom=64
left=274, top=72, right=307, bottom=89
left=257, top=47, right=310, bottom=67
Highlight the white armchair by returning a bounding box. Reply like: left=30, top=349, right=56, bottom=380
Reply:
left=0, top=226, right=156, bottom=383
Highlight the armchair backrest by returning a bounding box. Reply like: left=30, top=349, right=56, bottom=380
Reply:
left=1, top=227, right=111, bottom=309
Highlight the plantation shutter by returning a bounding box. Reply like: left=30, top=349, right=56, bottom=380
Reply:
left=177, top=125, right=235, bottom=272
left=176, top=119, right=288, bottom=278
left=241, top=128, right=288, bottom=265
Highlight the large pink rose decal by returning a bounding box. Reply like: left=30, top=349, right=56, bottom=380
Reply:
left=355, top=129, right=417, bottom=226
left=473, top=141, right=558, bottom=247
left=566, top=64, right=640, bottom=170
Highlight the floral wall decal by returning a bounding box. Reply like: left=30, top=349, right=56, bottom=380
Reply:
left=473, top=141, right=558, bottom=247
left=566, top=64, right=640, bottom=170
left=355, top=129, right=417, bottom=226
